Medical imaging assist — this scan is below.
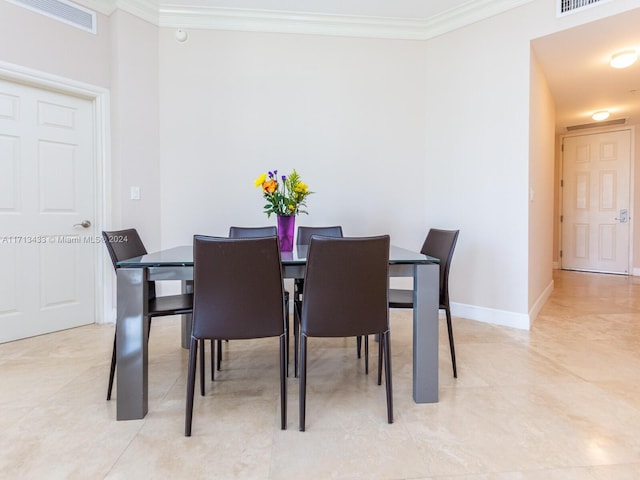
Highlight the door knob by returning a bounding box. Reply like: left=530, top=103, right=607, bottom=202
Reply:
left=74, top=220, right=92, bottom=228
left=614, top=209, right=628, bottom=223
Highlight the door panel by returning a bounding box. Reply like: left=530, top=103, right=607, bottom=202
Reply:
left=0, top=79, right=96, bottom=343
left=561, top=130, right=631, bottom=274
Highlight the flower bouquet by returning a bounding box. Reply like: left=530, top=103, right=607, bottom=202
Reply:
left=254, top=169, right=313, bottom=250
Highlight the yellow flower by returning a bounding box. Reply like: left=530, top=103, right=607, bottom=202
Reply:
left=254, top=173, right=267, bottom=187
left=288, top=204, right=295, bottom=211
left=295, top=182, right=308, bottom=193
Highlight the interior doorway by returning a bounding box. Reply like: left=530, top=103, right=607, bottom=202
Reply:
left=0, top=63, right=109, bottom=342
left=560, top=129, right=632, bottom=274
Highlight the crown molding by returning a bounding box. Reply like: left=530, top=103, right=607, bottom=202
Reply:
left=76, top=0, right=534, bottom=39
left=159, top=7, right=430, bottom=40
left=74, top=0, right=159, bottom=24
left=117, top=0, right=159, bottom=24
left=423, top=0, right=534, bottom=39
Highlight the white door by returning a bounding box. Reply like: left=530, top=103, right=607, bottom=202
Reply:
left=0, top=79, right=96, bottom=343
left=561, top=129, right=631, bottom=274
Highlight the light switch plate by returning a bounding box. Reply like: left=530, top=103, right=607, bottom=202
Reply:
left=130, top=186, right=140, bottom=200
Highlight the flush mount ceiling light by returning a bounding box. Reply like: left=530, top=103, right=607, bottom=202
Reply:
left=592, top=110, right=610, bottom=121
left=610, top=50, right=638, bottom=69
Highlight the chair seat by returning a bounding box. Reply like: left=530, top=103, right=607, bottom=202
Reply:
left=149, top=293, right=194, bottom=317
left=388, top=289, right=414, bottom=308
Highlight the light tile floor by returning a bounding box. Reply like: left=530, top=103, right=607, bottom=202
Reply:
left=1, top=270, right=639, bottom=479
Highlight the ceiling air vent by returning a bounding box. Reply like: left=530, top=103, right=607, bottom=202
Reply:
left=7, top=0, right=96, bottom=34
left=558, top=0, right=611, bottom=16
left=566, top=118, right=626, bottom=131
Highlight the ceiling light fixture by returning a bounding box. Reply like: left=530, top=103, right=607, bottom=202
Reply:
left=610, top=49, right=638, bottom=69
left=592, top=110, right=610, bottom=121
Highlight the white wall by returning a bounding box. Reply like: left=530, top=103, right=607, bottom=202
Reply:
left=420, top=0, right=640, bottom=328
left=0, top=1, right=110, bottom=87
left=529, top=48, right=556, bottom=320
left=422, top=9, right=533, bottom=327
left=3, top=0, right=640, bottom=328
left=157, top=30, right=429, bottom=251
left=109, top=11, right=163, bottom=252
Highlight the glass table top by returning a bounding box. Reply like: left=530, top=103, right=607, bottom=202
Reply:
left=117, top=244, right=438, bottom=267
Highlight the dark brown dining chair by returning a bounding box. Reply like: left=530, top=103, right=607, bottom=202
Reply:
left=185, top=235, right=287, bottom=436
left=207, top=226, right=290, bottom=375
left=299, top=235, right=392, bottom=431
left=293, top=225, right=343, bottom=376
left=102, top=228, right=193, bottom=401
left=388, top=228, right=460, bottom=377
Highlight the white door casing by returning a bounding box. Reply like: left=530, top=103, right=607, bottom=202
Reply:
left=561, top=129, right=632, bottom=274
left=0, top=64, right=109, bottom=342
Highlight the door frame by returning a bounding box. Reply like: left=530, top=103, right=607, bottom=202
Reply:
left=559, top=126, right=635, bottom=274
left=0, top=60, right=111, bottom=323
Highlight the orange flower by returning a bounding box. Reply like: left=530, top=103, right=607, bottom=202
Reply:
left=262, top=179, right=277, bottom=194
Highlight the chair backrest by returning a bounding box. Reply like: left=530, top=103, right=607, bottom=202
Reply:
left=229, top=226, right=277, bottom=238
left=301, top=235, right=390, bottom=337
left=192, top=235, right=285, bottom=340
left=296, top=226, right=343, bottom=245
left=102, top=228, right=148, bottom=272
left=420, top=229, right=459, bottom=304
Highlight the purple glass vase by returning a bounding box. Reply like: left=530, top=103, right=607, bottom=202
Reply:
left=277, top=215, right=295, bottom=252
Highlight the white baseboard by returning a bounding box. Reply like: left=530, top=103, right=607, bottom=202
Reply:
left=529, top=279, right=554, bottom=325
left=633, top=268, right=640, bottom=277
left=450, top=278, right=554, bottom=331
left=451, top=302, right=530, bottom=330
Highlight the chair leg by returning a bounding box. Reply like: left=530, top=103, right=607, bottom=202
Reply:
left=383, top=331, right=393, bottom=424
left=377, top=334, right=384, bottom=386
left=285, top=296, right=290, bottom=377
left=364, top=335, right=369, bottom=374
left=199, top=339, right=206, bottom=396
left=216, top=340, right=222, bottom=371
left=108, top=319, right=151, bottom=401
left=299, top=334, right=307, bottom=431
left=294, top=300, right=301, bottom=378
left=444, top=306, right=457, bottom=378
left=356, top=336, right=362, bottom=358
left=279, top=334, right=287, bottom=430
left=209, top=340, right=215, bottom=380
left=185, top=337, right=198, bottom=437
left=107, top=331, right=117, bottom=400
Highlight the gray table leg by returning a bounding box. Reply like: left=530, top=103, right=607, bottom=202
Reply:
left=181, top=280, right=194, bottom=349
left=116, top=268, right=149, bottom=420
left=412, top=262, right=439, bottom=403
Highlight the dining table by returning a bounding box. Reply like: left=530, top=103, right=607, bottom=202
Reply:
left=114, top=243, right=440, bottom=420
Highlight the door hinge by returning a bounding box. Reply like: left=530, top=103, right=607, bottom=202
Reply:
left=560, top=215, right=563, bottom=222
left=561, top=144, right=564, bottom=152
left=561, top=179, right=564, bottom=187
left=560, top=250, right=563, bottom=258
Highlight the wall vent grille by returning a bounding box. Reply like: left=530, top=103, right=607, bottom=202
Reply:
left=7, top=0, right=96, bottom=34
left=566, top=118, right=626, bottom=131
left=558, top=0, right=610, bottom=16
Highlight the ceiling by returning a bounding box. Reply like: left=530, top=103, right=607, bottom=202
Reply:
left=106, top=1, right=640, bottom=134
left=532, top=7, right=640, bottom=133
